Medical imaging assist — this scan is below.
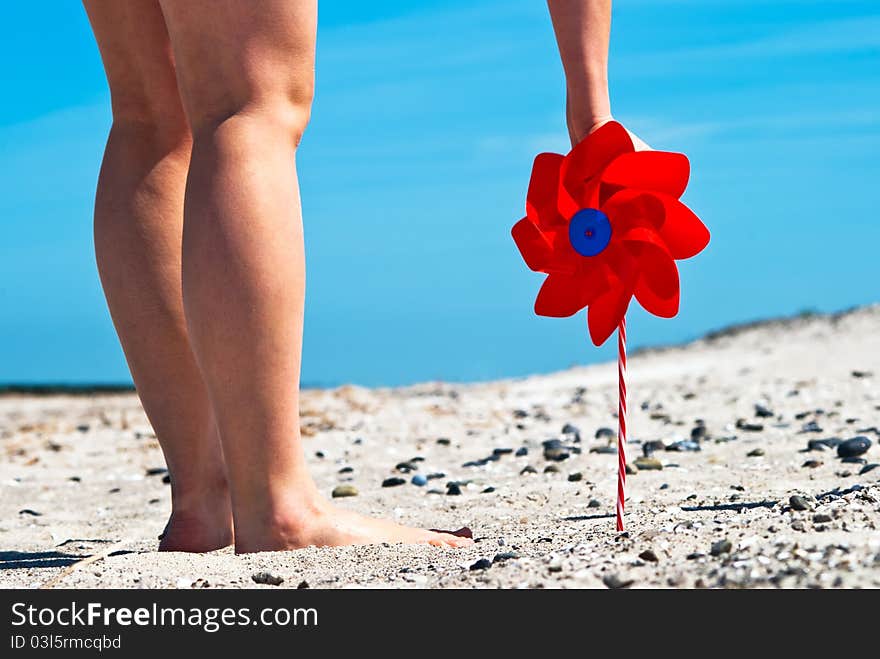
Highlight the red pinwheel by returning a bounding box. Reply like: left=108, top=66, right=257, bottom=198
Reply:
left=511, top=120, right=709, bottom=346
left=511, top=120, right=709, bottom=531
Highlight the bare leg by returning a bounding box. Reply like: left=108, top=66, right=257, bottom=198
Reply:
left=83, top=0, right=232, bottom=552
left=158, top=0, right=471, bottom=553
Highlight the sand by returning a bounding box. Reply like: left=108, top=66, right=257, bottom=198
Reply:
left=1, top=306, right=879, bottom=589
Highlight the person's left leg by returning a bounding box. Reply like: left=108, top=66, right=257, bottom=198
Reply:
left=83, top=0, right=233, bottom=551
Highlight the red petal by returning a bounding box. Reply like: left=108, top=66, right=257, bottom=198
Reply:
left=587, top=279, right=632, bottom=346
left=654, top=193, right=710, bottom=259
left=559, top=122, right=633, bottom=218
left=534, top=270, right=606, bottom=318
left=511, top=218, right=553, bottom=272
left=603, top=190, right=664, bottom=235
left=626, top=238, right=680, bottom=302
left=634, top=276, right=680, bottom=318
left=601, top=151, right=690, bottom=199
left=526, top=153, right=565, bottom=229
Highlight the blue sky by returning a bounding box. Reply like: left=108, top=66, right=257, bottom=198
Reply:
left=1, top=0, right=878, bottom=386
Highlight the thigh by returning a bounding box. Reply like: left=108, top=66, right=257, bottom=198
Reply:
left=157, top=0, right=317, bottom=131
left=82, top=0, right=184, bottom=122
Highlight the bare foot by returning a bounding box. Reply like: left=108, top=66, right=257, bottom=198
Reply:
left=158, top=502, right=234, bottom=553
left=233, top=499, right=474, bottom=554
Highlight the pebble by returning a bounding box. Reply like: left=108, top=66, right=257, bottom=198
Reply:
left=338, top=466, right=354, bottom=474
left=561, top=423, right=581, bottom=442
left=520, top=466, right=537, bottom=475
left=666, top=440, right=700, bottom=452
left=470, top=558, right=492, bottom=571
left=492, top=448, right=514, bottom=456
left=395, top=461, right=417, bottom=473
left=515, top=447, right=528, bottom=457
left=567, top=472, right=583, bottom=482
left=411, top=474, right=428, bottom=487
left=812, top=513, right=833, bottom=524
left=493, top=552, right=520, bottom=563
left=382, top=477, right=406, bottom=487
left=446, top=482, right=463, bottom=495
left=587, top=499, right=601, bottom=508
left=642, top=440, right=665, bottom=455
left=602, top=573, right=634, bottom=589
left=710, top=539, right=733, bottom=556
left=858, top=463, right=879, bottom=475
left=18, top=509, right=41, bottom=516
left=426, top=472, right=446, bottom=480
left=591, top=445, right=617, bottom=455
left=145, top=467, right=167, bottom=476
left=162, top=474, right=171, bottom=484
left=801, top=421, right=823, bottom=433
left=754, top=404, right=775, bottom=418
left=736, top=419, right=764, bottom=432
left=691, top=424, right=708, bottom=441
left=436, top=438, right=451, bottom=446
left=639, top=549, right=659, bottom=563
left=625, top=464, right=637, bottom=475
left=747, top=448, right=765, bottom=457
left=331, top=485, right=358, bottom=498
left=802, top=459, right=823, bottom=469
left=807, top=437, right=842, bottom=451
left=481, top=487, right=495, bottom=493
left=543, top=465, right=560, bottom=474
left=634, top=456, right=662, bottom=471
left=837, top=436, right=871, bottom=458
left=543, top=446, right=571, bottom=462
left=789, top=495, right=810, bottom=511
left=595, top=427, right=615, bottom=439
left=252, top=572, right=284, bottom=586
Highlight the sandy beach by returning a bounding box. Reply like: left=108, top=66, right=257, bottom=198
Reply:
left=1, top=306, right=879, bottom=589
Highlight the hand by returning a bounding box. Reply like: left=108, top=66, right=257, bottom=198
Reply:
left=581, top=116, right=652, bottom=152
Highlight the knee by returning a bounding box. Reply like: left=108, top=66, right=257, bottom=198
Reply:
left=108, top=90, right=192, bottom=150
left=189, top=98, right=312, bottom=149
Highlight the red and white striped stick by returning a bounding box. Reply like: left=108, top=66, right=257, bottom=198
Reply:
left=616, top=316, right=627, bottom=531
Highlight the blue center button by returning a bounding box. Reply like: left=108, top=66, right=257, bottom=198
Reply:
left=568, top=208, right=612, bottom=257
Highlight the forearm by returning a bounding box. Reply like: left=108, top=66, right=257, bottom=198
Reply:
left=547, top=0, right=612, bottom=144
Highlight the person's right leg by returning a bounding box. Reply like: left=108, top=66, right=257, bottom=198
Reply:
left=158, top=0, right=471, bottom=552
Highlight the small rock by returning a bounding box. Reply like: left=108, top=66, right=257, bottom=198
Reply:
left=667, top=440, right=700, bottom=452
left=543, top=446, right=571, bottom=462
left=561, top=423, right=581, bottom=442
left=595, top=427, right=615, bottom=439
left=812, top=513, right=833, bottom=524
left=602, top=573, right=634, bottom=589
left=851, top=370, right=873, bottom=378
left=411, top=474, right=428, bottom=487
left=297, top=580, right=310, bottom=589
left=789, top=495, right=810, bottom=511
left=520, top=465, right=537, bottom=475
left=754, top=404, right=775, bottom=418
left=515, top=447, right=528, bottom=457
left=338, top=466, right=354, bottom=474
left=858, top=463, right=879, bottom=475
left=634, top=456, right=662, bottom=471
left=747, top=448, right=765, bottom=457
left=638, top=549, right=659, bottom=563
left=446, top=482, right=463, bottom=495
left=625, top=464, right=638, bottom=475
left=567, top=472, right=583, bottom=482
left=492, top=447, right=514, bottom=456
left=590, top=445, right=617, bottom=454
left=470, top=558, right=492, bottom=571
left=395, top=461, right=417, bottom=473
left=543, top=464, right=560, bottom=474
left=426, top=472, right=446, bottom=480
left=736, top=419, right=764, bottom=432
left=481, top=486, right=495, bottom=493
left=837, top=436, right=871, bottom=458
left=145, top=467, right=167, bottom=476
left=691, top=424, right=708, bottom=441
left=162, top=474, right=171, bottom=484
left=802, top=459, right=823, bottom=469
left=331, top=484, right=358, bottom=498
left=642, top=440, right=665, bottom=455
left=710, top=539, right=733, bottom=556
left=252, top=572, right=284, bottom=586
left=801, top=421, right=823, bottom=433
left=382, top=477, right=406, bottom=488
left=436, top=437, right=451, bottom=446
left=493, top=551, right=520, bottom=563
left=791, top=520, right=805, bottom=531
left=587, top=498, right=601, bottom=508
left=18, top=509, right=41, bottom=517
